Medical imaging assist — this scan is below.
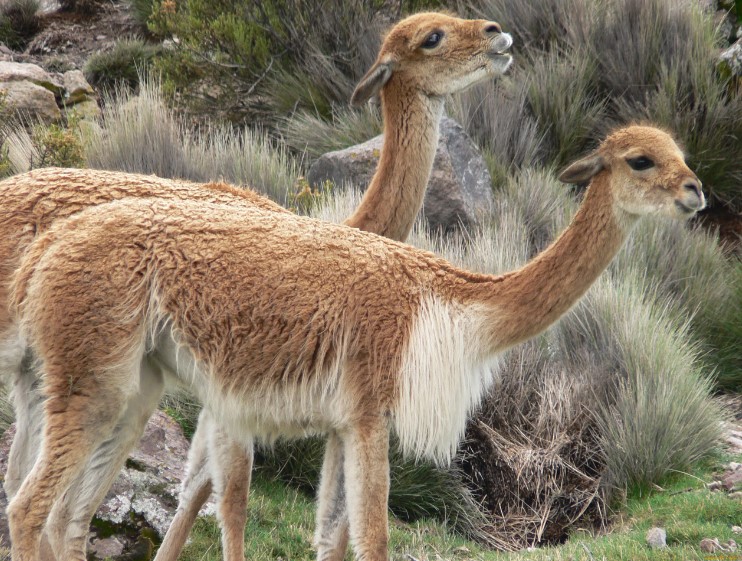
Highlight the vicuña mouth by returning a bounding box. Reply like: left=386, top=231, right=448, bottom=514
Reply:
left=675, top=200, right=699, bottom=215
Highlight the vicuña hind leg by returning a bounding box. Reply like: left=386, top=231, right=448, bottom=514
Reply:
left=154, top=409, right=214, bottom=561
left=7, top=363, right=143, bottom=561
left=45, top=361, right=165, bottom=560
left=209, top=420, right=252, bottom=561
left=315, top=431, right=350, bottom=561
left=342, top=418, right=390, bottom=561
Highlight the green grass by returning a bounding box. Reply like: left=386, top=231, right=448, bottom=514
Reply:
left=175, top=455, right=742, bottom=560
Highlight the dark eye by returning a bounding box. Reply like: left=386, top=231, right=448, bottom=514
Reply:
left=421, top=31, right=443, bottom=49
left=626, top=156, right=654, bottom=171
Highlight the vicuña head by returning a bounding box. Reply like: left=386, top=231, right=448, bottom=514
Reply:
left=559, top=124, right=704, bottom=219
left=7, top=125, right=702, bottom=561
left=351, top=11, right=512, bottom=106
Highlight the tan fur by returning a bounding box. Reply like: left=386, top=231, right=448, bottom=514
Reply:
left=6, top=125, right=703, bottom=561
left=0, top=12, right=514, bottom=561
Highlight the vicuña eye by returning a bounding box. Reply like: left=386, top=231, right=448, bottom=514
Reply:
left=626, top=156, right=654, bottom=171
left=421, top=31, right=443, bottom=49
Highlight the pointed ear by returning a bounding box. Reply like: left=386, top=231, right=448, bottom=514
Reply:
left=558, top=152, right=606, bottom=184
left=350, top=59, right=395, bottom=107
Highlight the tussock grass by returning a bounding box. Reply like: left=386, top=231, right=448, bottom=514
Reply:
left=85, top=79, right=299, bottom=202
left=0, top=0, right=40, bottom=49
left=464, top=0, right=742, bottom=211
left=280, top=105, right=382, bottom=161
left=83, top=38, right=162, bottom=91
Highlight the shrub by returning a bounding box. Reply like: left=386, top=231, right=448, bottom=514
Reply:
left=84, top=38, right=163, bottom=91
left=149, top=0, right=460, bottom=123
left=0, top=0, right=41, bottom=50
left=1, top=117, right=85, bottom=172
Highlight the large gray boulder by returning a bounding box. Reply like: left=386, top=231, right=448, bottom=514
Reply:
left=0, top=410, right=215, bottom=559
left=0, top=80, right=62, bottom=123
left=307, top=117, right=494, bottom=234
left=0, top=61, right=63, bottom=93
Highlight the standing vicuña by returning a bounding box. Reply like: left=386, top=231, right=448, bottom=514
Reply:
left=158, top=12, right=512, bottom=561
left=7, top=125, right=704, bottom=561
left=0, top=12, right=513, bottom=561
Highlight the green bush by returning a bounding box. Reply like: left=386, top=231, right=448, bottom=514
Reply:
left=147, top=0, right=443, bottom=124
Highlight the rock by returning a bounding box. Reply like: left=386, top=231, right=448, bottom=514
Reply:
left=708, top=480, right=723, bottom=491
left=700, top=538, right=722, bottom=553
left=0, top=61, right=63, bottom=94
left=64, top=98, right=101, bottom=120
left=307, top=116, right=494, bottom=234
left=88, top=536, right=125, bottom=559
left=61, top=69, right=94, bottom=104
left=733, top=525, right=742, bottom=534
left=0, top=410, right=215, bottom=560
left=728, top=539, right=738, bottom=551
left=722, top=462, right=742, bottom=490
left=646, top=527, right=667, bottom=549
left=719, top=40, right=742, bottom=77
left=0, top=80, right=62, bottom=123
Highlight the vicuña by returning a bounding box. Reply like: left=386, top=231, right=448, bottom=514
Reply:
left=8, top=125, right=703, bottom=561
left=0, top=11, right=513, bottom=561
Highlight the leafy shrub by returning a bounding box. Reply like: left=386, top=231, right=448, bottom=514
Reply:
left=2, top=118, right=85, bottom=172
left=84, top=38, right=163, bottom=91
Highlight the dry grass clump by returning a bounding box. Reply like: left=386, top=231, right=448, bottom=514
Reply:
left=85, top=78, right=299, bottom=203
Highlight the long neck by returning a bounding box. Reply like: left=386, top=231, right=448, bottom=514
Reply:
left=344, top=77, right=443, bottom=242
left=451, top=173, right=637, bottom=352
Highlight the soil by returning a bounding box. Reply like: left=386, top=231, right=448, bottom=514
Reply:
left=0, top=0, right=142, bottom=71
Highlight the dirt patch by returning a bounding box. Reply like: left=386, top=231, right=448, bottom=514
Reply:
left=1, top=0, right=142, bottom=71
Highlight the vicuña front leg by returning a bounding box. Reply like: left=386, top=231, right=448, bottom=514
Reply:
left=342, top=418, right=390, bottom=561
left=315, top=431, right=350, bottom=561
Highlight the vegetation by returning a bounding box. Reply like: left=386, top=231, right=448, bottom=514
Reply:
left=0, top=0, right=40, bottom=50
left=0, top=0, right=739, bottom=556
left=174, top=457, right=741, bottom=560
left=84, top=39, right=163, bottom=91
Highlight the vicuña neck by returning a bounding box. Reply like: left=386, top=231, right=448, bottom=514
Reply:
left=344, top=80, right=443, bottom=242
left=452, top=172, right=637, bottom=351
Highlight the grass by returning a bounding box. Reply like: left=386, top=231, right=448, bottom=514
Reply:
left=83, top=38, right=163, bottom=91
left=85, top=77, right=300, bottom=203
left=174, top=455, right=742, bottom=560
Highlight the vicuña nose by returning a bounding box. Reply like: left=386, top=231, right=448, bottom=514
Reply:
left=483, top=22, right=502, bottom=35
left=684, top=179, right=702, bottom=200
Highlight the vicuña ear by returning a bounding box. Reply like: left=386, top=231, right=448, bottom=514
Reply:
left=350, top=58, right=395, bottom=107
left=558, top=152, right=606, bottom=184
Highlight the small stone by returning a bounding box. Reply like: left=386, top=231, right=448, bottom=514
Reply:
left=729, top=491, right=742, bottom=500
left=732, top=525, right=742, bottom=534
left=646, top=527, right=667, bottom=549
left=728, top=539, right=738, bottom=551
left=88, top=537, right=124, bottom=558
left=708, top=480, right=723, bottom=491
left=700, top=538, right=722, bottom=553
left=96, top=34, right=107, bottom=40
